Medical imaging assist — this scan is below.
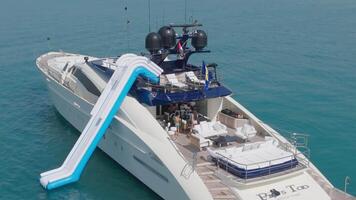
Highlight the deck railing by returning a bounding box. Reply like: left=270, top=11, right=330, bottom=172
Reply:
left=257, top=122, right=311, bottom=166
left=214, top=149, right=308, bottom=182
left=166, top=136, right=197, bottom=178
left=141, top=70, right=221, bottom=93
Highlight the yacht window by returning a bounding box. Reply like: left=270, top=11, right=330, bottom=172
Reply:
left=73, top=68, right=101, bottom=96
left=62, top=62, right=68, bottom=72
left=69, top=66, right=76, bottom=73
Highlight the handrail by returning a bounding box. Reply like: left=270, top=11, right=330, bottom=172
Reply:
left=180, top=152, right=198, bottom=179
left=215, top=151, right=298, bottom=170
left=258, top=122, right=311, bottom=159
left=258, top=121, right=288, bottom=146
left=142, top=70, right=222, bottom=93
left=278, top=141, right=310, bottom=166
left=166, top=136, right=199, bottom=178
left=344, top=176, right=351, bottom=193
left=214, top=150, right=307, bottom=181
left=290, top=133, right=309, bottom=148
left=166, top=136, right=187, bottom=162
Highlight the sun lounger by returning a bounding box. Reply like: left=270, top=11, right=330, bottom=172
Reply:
left=193, top=121, right=227, bottom=138
left=207, top=139, right=298, bottom=178
left=190, top=134, right=212, bottom=150
left=185, top=71, right=205, bottom=84
left=235, top=123, right=257, bottom=141
left=166, top=73, right=187, bottom=88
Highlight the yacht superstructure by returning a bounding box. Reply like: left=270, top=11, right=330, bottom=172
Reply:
left=36, top=23, right=354, bottom=200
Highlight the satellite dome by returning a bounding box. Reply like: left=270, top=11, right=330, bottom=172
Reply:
left=158, top=26, right=176, bottom=49
left=191, top=30, right=207, bottom=50
left=145, top=32, right=162, bottom=53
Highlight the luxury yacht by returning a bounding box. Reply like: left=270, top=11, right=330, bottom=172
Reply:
left=36, top=23, right=354, bottom=200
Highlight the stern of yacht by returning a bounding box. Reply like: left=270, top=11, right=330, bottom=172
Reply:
left=152, top=96, right=353, bottom=200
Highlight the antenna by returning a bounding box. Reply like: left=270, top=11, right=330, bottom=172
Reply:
left=124, top=5, right=130, bottom=50
left=184, top=0, right=187, bottom=23
left=148, top=0, right=151, bottom=32
left=46, top=36, right=52, bottom=50
left=162, top=4, right=165, bottom=26
left=155, top=18, right=158, bottom=30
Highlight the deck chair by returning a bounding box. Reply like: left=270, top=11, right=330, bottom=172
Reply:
left=235, top=123, right=257, bottom=141
left=185, top=71, right=205, bottom=84
left=166, top=73, right=187, bottom=88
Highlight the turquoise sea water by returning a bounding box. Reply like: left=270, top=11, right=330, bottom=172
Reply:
left=0, top=0, right=355, bottom=199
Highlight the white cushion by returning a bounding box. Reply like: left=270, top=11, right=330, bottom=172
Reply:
left=170, top=79, right=178, bottom=84
left=166, top=74, right=175, bottom=79
left=166, top=74, right=182, bottom=85
left=191, top=133, right=211, bottom=147
left=193, top=121, right=227, bottom=138
left=242, top=145, right=252, bottom=152
left=234, top=123, right=257, bottom=140
left=213, top=122, right=224, bottom=131
left=185, top=71, right=205, bottom=83
left=209, top=140, right=295, bottom=170
left=235, top=131, right=248, bottom=140
left=242, top=142, right=261, bottom=152
left=200, top=122, right=209, bottom=133
left=235, top=118, right=249, bottom=128
left=241, top=124, right=257, bottom=135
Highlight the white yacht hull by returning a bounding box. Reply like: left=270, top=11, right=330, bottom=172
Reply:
left=37, top=52, right=354, bottom=200
left=39, top=70, right=213, bottom=200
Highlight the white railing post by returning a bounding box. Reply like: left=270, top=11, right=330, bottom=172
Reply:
left=344, top=176, right=351, bottom=193
left=269, top=160, right=271, bottom=175
left=245, top=165, right=247, bottom=180
left=192, top=152, right=197, bottom=172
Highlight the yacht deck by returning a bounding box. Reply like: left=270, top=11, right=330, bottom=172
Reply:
left=172, top=133, right=307, bottom=199
left=172, top=133, right=354, bottom=200
left=307, top=169, right=355, bottom=200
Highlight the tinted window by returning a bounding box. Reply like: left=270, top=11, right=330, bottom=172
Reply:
left=89, top=63, right=114, bottom=81
left=73, top=68, right=101, bottom=96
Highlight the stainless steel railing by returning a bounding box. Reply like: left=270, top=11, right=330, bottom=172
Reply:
left=142, top=70, right=221, bottom=93
left=258, top=122, right=311, bottom=165
left=214, top=148, right=307, bottom=182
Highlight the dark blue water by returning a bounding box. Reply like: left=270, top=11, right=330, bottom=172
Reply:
left=0, top=0, right=355, bottom=199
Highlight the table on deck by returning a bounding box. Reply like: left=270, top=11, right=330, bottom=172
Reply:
left=209, top=135, right=240, bottom=147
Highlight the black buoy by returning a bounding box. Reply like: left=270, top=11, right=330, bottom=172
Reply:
left=158, top=26, right=176, bottom=49
left=145, top=32, right=162, bottom=53
left=191, top=30, right=207, bottom=50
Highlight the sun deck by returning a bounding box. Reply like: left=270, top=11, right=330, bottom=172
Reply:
left=150, top=94, right=309, bottom=198
left=169, top=132, right=305, bottom=199
left=152, top=95, right=355, bottom=200
left=169, top=130, right=354, bottom=200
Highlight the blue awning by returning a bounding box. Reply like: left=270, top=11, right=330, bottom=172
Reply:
left=133, top=86, right=232, bottom=106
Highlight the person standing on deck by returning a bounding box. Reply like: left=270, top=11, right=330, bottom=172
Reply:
left=174, top=113, right=181, bottom=134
